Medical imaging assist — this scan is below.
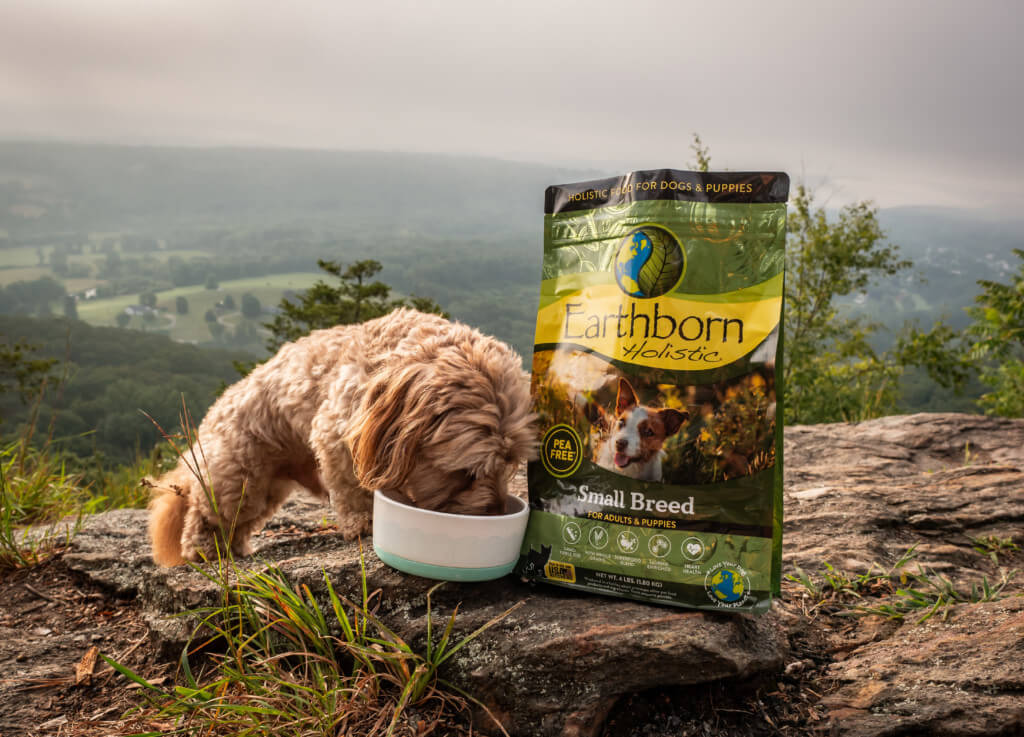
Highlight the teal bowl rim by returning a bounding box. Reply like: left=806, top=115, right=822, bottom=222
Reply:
left=374, top=545, right=517, bottom=582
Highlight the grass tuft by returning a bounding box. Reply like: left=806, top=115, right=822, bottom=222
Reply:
left=854, top=566, right=1018, bottom=624
left=786, top=546, right=919, bottom=605
left=0, top=356, right=168, bottom=570
left=105, top=551, right=518, bottom=736
left=787, top=546, right=1019, bottom=624
left=968, top=534, right=1020, bottom=566
left=0, top=409, right=168, bottom=570
left=0, top=436, right=86, bottom=570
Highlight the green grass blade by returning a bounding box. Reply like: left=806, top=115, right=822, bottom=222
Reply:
left=101, top=653, right=167, bottom=695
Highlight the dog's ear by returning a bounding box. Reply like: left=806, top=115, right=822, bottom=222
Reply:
left=583, top=401, right=608, bottom=431
left=346, top=364, right=432, bottom=492
left=616, top=378, right=638, bottom=414
left=658, top=408, right=689, bottom=438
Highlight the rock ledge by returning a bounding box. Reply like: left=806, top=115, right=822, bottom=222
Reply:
left=61, top=412, right=1024, bottom=737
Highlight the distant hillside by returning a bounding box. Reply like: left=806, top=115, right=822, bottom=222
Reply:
left=1, top=142, right=1022, bottom=416
left=839, top=207, right=1024, bottom=414
left=870, top=207, right=1024, bottom=332
left=0, top=315, right=250, bottom=464
left=0, top=141, right=590, bottom=236
left=0, top=142, right=596, bottom=359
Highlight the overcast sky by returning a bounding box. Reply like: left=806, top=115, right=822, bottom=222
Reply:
left=1, top=0, right=1021, bottom=210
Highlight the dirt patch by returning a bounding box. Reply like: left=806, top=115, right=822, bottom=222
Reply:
left=0, top=557, right=167, bottom=737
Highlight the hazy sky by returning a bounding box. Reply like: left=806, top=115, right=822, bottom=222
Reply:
left=1, top=0, right=1021, bottom=209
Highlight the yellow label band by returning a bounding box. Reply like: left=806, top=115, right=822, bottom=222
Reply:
left=535, top=284, right=781, bottom=370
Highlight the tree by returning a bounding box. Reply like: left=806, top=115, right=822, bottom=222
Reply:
left=63, top=295, right=78, bottom=320
left=139, top=292, right=157, bottom=308
left=262, top=259, right=445, bottom=354
left=0, top=339, right=56, bottom=405
left=204, top=309, right=217, bottom=323
left=783, top=186, right=914, bottom=424
left=684, top=135, right=958, bottom=424
left=50, top=249, right=69, bottom=277
left=222, top=294, right=236, bottom=311
left=170, top=257, right=205, bottom=287
left=115, top=312, right=131, bottom=328
left=0, top=314, right=250, bottom=464
left=241, top=293, right=261, bottom=319
left=102, top=251, right=122, bottom=278
left=208, top=321, right=225, bottom=341
left=964, top=249, right=1024, bottom=416
left=230, top=319, right=261, bottom=347
left=690, top=133, right=712, bottom=172
left=0, top=276, right=67, bottom=316
left=175, top=296, right=189, bottom=315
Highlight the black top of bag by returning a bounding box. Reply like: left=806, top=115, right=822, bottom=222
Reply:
left=545, top=169, right=790, bottom=215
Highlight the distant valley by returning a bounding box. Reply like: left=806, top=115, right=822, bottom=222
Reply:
left=1, top=142, right=1022, bottom=457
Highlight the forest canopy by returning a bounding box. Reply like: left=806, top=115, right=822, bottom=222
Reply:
left=0, top=316, right=249, bottom=464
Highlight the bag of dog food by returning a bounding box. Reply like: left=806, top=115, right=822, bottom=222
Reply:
left=516, top=169, right=789, bottom=613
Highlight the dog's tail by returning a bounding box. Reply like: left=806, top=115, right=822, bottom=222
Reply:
left=147, top=467, right=191, bottom=567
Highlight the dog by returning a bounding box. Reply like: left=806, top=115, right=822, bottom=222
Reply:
left=148, top=309, right=537, bottom=566
left=583, top=377, right=688, bottom=482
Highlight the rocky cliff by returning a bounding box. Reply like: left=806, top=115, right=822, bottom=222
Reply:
left=3, top=413, right=1022, bottom=736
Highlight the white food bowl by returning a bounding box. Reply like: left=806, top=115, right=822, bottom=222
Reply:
left=372, top=489, right=529, bottom=581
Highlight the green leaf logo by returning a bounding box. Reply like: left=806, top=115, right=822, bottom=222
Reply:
left=613, top=226, right=685, bottom=298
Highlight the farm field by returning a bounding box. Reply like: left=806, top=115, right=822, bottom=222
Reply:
left=0, top=242, right=213, bottom=286
left=0, top=265, right=48, bottom=284
left=75, top=272, right=321, bottom=344
left=0, top=245, right=43, bottom=269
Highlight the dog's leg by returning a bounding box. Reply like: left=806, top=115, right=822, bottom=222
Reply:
left=175, top=437, right=283, bottom=561
left=149, top=462, right=234, bottom=565
left=180, top=478, right=276, bottom=561
left=309, top=437, right=372, bottom=540
left=180, top=503, right=234, bottom=562
left=309, top=394, right=374, bottom=541
left=220, top=457, right=320, bottom=555
left=327, top=482, right=375, bottom=540
left=230, top=477, right=298, bottom=556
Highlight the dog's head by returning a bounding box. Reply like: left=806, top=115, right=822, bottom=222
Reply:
left=589, top=377, right=688, bottom=470
left=346, top=337, right=537, bottom=515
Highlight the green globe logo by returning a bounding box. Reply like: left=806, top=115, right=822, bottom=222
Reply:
left=709, top=565, right=746, bottom=603
left=613, top=226, right=685, bottom=298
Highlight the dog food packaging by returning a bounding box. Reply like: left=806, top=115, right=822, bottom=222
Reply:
left=516, top=169, right=789, bottom=613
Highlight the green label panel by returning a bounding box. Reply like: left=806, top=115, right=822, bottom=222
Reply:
left=527, top=169, right=787, bottom=613
left=516, top=509, right=773, bottom=613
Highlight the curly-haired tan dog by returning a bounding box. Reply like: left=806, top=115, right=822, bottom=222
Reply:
left=148, top=309, right=537, bottom=566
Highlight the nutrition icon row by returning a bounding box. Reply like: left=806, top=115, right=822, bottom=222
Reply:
left=561, top=521, right=708, bottom=560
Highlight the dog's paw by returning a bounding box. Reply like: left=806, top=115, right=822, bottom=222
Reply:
left=180, top=543, right=204, bottom=564
left=231, top=539, right=254, bottom=558
left=182, top=529, right=244, bottom=563
left=337, top=513, right=372, bottom=542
